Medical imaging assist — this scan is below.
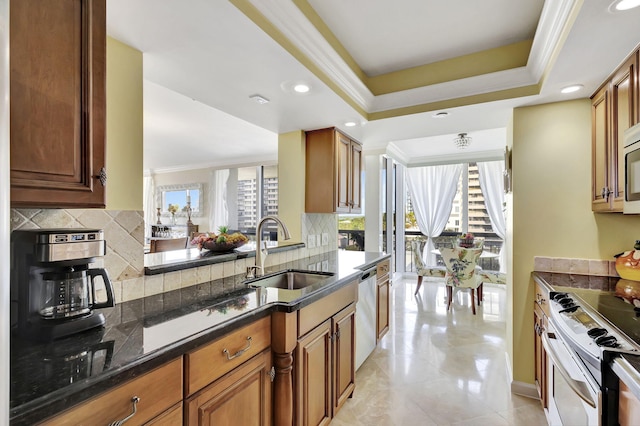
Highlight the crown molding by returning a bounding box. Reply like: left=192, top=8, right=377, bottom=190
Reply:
left=146, top=156, right=278, bottom=175
left=237, top=0, right=579, bottom=118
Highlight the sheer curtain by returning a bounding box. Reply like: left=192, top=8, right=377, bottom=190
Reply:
left=208, top=169, right=230, bottom=232
left=477, top=161, right=507, bottom=272
left=406, top=164, right=463, bottom=266
left=143, top=175, right=156, bottom=240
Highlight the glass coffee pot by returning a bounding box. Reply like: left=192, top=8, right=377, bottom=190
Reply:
left=39, top=267, right=114, bottom=320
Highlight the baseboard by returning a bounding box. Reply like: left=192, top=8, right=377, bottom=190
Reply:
left=511, top=381, right=540, bottom=399
left=505, top=351, right=540, bottom=400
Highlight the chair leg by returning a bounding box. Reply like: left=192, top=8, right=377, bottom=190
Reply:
left=478, top=283, right=483, bottom=304
left=446, top=286, right=452, bottom=311
left=470, top=289, right=476, bottom=315
left=414, top=275, right=423, bottom=296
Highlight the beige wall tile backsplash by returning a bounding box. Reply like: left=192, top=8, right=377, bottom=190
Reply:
left=10, top=209, right=340, bottom=303
left=534, top=256, right=617, bottom=277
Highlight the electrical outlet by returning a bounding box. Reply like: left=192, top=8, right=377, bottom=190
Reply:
left=316, top=235, right=321, bottom=247
left=322, top=260, right=329, bottom=271
left=307, top=234, right=316, bottom=249
left=316, top=262, right=322, bottom=271
left=321, top=233, right=329, bottom=246
left=308, top=263, right=316, bottom=271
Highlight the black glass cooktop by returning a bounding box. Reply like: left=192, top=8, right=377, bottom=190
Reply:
left=571, top=285, right=640, bottom=348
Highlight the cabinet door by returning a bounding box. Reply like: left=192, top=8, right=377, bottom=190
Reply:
left=186, top=350, right=273, bottom=426
left=296, top=319, right=332, bottom=426
left=611, top=55, right=638, bottom=211
left=534, top=304, right=547, bottom=409
left=10, top=0, right=106, bottom=208
left=377, top=277, right=390, bottom=341
left=349, top=141, right=362, bottom=214
left=333, top=304, right=356, bottom=414
left=592, top=85, right=611, bottom=211
left=336, top=133, right=351, bottom=213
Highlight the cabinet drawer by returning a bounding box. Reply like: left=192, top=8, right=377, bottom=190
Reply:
left=185, top=316, right=271, bottom=396
left=376, top=259, right=390, bottom=281
left=40, top=358, right=183, bottom=426
left=146, top=402, right=183, bottom=425
left=298, top=280, right=357, bottom=337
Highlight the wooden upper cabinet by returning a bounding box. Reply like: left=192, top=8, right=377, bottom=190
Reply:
left=591, top=47, right=638, bottom=212
left=305, top=128, right=363, bottom=214
left=10, top=0, right=107, bottom=208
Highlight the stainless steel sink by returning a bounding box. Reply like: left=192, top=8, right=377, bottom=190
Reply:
left=245, top=269, right=334, bottom=290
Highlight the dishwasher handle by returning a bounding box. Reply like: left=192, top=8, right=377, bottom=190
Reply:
left=360, top=267, right=377, bottom=281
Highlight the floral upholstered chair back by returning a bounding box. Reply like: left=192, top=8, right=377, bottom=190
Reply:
left=440, top=247, right=483, bottom=288
left=411, top=240, right=428, bottom=274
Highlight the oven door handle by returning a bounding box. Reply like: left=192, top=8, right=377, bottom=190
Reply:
left=542, top=331, right=597, bottom=408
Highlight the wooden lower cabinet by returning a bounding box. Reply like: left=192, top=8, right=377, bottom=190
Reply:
left=534, top=302, right=548, bottom=409
left=146, top=403, right=183, bottom=425
left=619, top=380, right=640, bottom=426
left=185, top=349, right=273, bottom=426
left=39, top=358, right=183, bottom=426
left=376, top=259, right=391, bottom=341
left=295, top=303, right=356, bottom=426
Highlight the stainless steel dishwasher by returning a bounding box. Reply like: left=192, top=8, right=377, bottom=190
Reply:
left=355, top=266, right=377, bottom=370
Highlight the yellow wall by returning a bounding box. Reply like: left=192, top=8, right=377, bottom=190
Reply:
left=277, top=131, right=306, bottom=241
left=511, top=99, right=640, bottom=383
left=106, top=37, right=143, bottom=210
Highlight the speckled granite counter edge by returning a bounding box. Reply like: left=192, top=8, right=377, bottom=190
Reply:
left=144, top=242, right=305, bottom=275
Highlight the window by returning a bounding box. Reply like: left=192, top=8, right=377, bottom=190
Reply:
left=156, top=183, right=204, bottom=217
left=234, top=165, right=279, bottom=240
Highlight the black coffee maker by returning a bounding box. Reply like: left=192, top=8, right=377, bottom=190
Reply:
left=11, top=229, right=115, bottom=341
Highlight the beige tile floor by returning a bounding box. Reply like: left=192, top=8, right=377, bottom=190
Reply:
left=332, top=276, right=548, bottom=426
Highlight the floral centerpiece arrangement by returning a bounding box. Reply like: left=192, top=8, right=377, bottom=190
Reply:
left=167, top=203, right=179, bottom=224
left=457, top=232, right=475, bottom=248
left=191, top=226, right=249, bottom=253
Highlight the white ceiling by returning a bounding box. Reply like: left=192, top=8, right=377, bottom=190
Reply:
left=106, top=0, right=640, bottom=172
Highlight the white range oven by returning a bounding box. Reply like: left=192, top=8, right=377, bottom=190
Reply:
left=544, top=289, right=640, bottom=425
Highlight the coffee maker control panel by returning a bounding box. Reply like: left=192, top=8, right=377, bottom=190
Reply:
left=35, top=230, right=106, bottom=263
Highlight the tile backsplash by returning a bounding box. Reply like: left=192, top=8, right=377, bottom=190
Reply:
left=10, top=209, right=340, bottom=303
left=534, top=256, right=618, bottom=277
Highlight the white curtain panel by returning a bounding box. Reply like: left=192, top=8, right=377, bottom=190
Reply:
left=406, top=164, right=463, bottom=266
left=208, top=168, right=230, bottom=232
left=143, top=175, right=155, bottom=240
left=477, top=160, right=507, bottom=272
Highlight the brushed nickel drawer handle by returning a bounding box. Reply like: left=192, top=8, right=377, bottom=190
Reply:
left=223, top=336, right=252, bottom=360
left=108, top=396, right=139, bottom=426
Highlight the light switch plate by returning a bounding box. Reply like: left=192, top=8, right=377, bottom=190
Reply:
left=307, top=234, right=316, bottom=249
left=322, top=260, right=329, bottom=271
left=316, top=235, right=321, bottom=247
left=321, top=233, right=329, bottom=246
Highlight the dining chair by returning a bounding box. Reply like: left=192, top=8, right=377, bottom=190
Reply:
left=411, top=240, right=447, bottom=295
left=149, top=237, right=188, bottom=253
left=440, top=246, right=484, bottom=314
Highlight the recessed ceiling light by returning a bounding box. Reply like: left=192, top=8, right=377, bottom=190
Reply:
left=561, top=84, right=583, bottom=94
left=293, top=84, right=310, bottom=93
left=432, top=111, right=449, bottom=118
left=249, top=94, right=270, bottom=104
left=344, top=121, right=356, bottom=127
left=612, top=0, right=640, bottom=11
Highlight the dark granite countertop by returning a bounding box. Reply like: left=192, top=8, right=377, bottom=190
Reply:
left=144, top=241, right=305, bottom=275
left=10, top=250, right=390, bottom=425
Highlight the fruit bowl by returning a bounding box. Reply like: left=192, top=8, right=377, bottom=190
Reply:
left=202, top=239, right=247, bottom=253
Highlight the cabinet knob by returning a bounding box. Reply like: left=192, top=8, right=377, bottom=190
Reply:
left=95, top=167, right=107, bottom=186
left=601, top=187, right=612, bottom=200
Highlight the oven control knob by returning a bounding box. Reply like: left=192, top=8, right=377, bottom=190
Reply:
left=552, top=293, right=568, bottom=302
left=559, top=304, right=579, bottom=313
left=595, top=335, right=618, bottom=347
left=587, top=327, right=608, bottom=339
left=558, top=297, right=574, bottom=307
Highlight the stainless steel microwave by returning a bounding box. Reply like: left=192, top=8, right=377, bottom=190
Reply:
left=623, top=122, right=640, bottom=213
